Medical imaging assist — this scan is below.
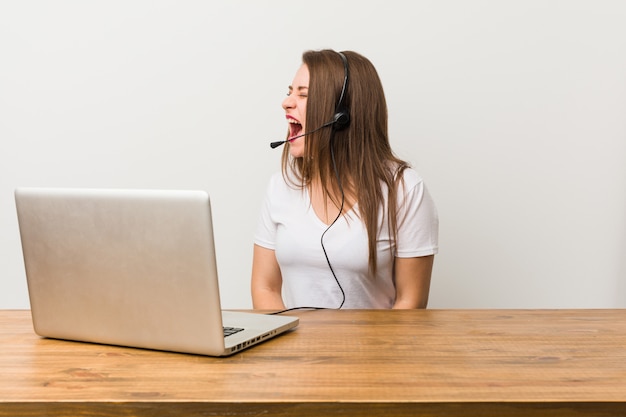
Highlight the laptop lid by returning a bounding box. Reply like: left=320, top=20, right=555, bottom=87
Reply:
left=15, top=187, right=297, bottom=356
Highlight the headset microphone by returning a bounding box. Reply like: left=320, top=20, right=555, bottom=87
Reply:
left=269, top=120, right=335, bottom=149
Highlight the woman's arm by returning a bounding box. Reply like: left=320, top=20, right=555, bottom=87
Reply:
left=392, top=255, right=434, bottom=309
left=251, top=244, right=286, bottom=310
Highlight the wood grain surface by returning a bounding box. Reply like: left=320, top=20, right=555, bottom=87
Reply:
left=1, top=309, right=625, bottom=416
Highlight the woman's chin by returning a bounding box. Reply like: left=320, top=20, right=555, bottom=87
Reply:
left=288, top=138, right=305, bottom=158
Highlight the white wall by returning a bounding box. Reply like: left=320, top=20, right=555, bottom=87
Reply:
left=1, top=1, right=625, bottom=309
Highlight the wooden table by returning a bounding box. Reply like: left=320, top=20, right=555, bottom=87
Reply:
left=1, top=309, right=625, bottom=416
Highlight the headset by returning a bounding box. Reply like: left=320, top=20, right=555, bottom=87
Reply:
left=332, top=51, right=350, bottom=131
left=270, top=51, right=350, bottom=148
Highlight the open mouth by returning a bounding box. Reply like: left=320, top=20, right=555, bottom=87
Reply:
left=288, top=118, right=303, bottom=140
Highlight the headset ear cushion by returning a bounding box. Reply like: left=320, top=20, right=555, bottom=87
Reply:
left=332, top=108, right=350, bottom=131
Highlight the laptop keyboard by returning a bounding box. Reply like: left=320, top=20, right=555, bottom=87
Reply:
left=223, top=326, right=244, bottom=337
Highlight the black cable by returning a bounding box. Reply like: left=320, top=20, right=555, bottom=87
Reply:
left=268, top=141, right=346, bottom=314
left=271, top=134, right=347, bottom=313
left=320, top=136, right=346, bottom=309
left=267, top=306, right=328, bottom=315
left=266, top=140, right=346, bottom=315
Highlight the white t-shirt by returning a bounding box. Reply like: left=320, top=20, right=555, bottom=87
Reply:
left=254, top=168, right=439, bottom=309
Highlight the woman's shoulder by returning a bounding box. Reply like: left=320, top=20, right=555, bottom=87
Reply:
left=267, top=170, right=284, bottom=186
left=265, top=171, right=303, bottom=196
left=392, top=164, right=424, bottom=190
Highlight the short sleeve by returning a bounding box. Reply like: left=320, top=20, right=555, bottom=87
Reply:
left=395, top=169, right=439, bottom=258
left=253, top=173, right=280, bottom=250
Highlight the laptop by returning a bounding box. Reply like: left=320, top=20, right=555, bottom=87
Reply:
left=14, top=187, right=298, bottom=356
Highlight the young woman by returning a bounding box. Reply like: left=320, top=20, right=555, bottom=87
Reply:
left=252, top=49, right=439, bottom=310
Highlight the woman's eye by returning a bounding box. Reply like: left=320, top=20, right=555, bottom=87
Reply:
left=285, top=90, right=307, bottom=98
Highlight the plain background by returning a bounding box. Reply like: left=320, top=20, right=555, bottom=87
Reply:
left=1, top=1, right=625, bottom=309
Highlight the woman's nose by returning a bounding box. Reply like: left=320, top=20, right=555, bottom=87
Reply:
left=282, top=94, right=294, bottom=110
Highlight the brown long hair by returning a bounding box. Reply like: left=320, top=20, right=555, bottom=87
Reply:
left=281, top=49, right=409, bottom=273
